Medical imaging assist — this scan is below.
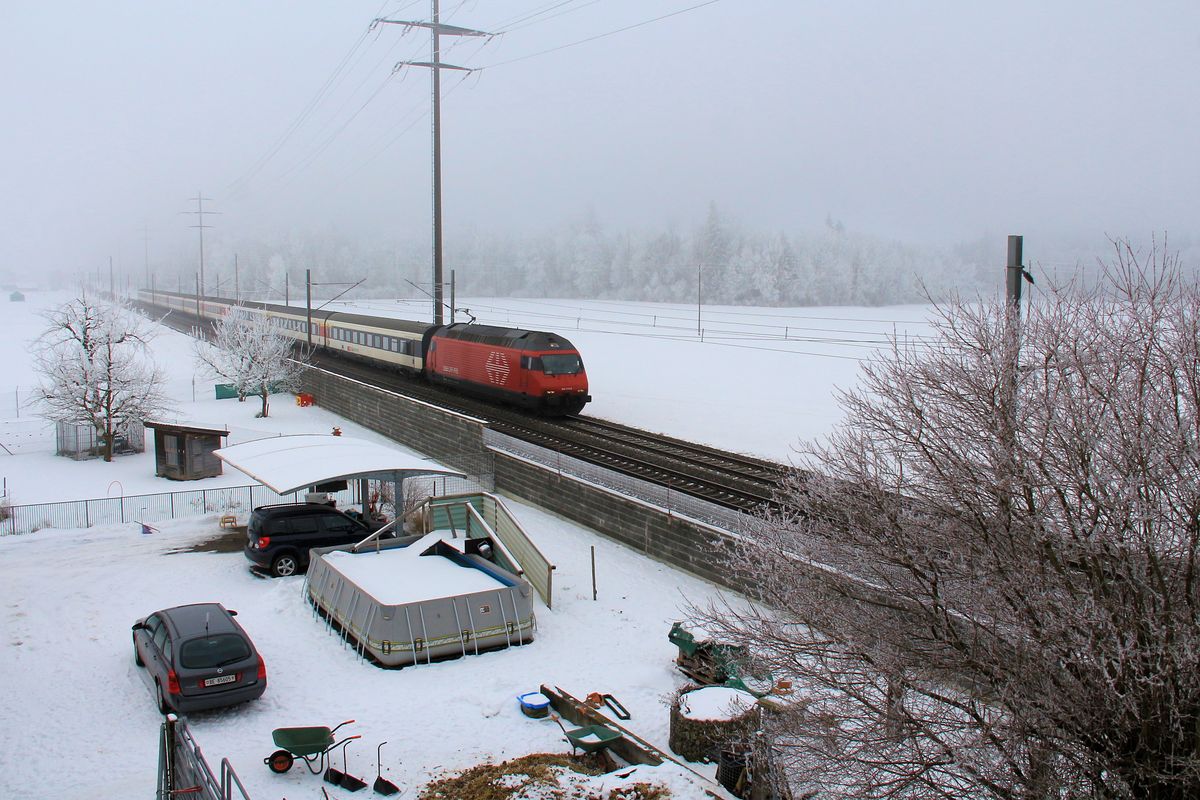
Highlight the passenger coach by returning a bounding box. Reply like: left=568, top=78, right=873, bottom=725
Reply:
left=137, top=289, right=591, bottom=415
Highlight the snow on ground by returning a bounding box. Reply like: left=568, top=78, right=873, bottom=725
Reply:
left=1, top=497, right=735, bottom=799
left=0, top=290, right=938, bottom=798
left=263, top=294, right=939, bottom=463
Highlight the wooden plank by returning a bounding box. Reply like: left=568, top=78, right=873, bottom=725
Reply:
left=539, top=684, right=661, bottom=766
left=542, top=685, right=729, bottom=798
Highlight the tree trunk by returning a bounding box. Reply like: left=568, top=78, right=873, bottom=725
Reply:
left=259, top=389, right=269, bottom=418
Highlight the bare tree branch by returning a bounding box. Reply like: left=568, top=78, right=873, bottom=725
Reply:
left=694, top=239, right=1200, bottom=799
left=32, top=294, right=171, bottom=462
left=193, top=306, right=308, bottom=418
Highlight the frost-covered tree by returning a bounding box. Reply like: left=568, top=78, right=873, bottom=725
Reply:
left=32, top=294, right=170, bottom=462
left=695, top=240, right=1200, bottom=799
left=194, top=307, right=307, bottom=418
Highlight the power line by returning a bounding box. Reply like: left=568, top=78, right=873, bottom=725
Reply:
left=225, top=18, right=381, bottom=199
left=480, top=0, right=721, bottom=70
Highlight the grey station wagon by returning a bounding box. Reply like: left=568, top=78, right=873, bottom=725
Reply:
left=132, top=603, right=267, bottom=714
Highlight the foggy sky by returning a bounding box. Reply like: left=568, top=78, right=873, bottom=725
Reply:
left=2, top=1, right=1198, bottom=282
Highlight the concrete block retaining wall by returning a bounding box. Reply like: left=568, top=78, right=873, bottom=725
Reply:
left=301, top=367, right=492, bottom=479
left=299, top=366, right=746, bottom=594
left=492, top=452, right=742, bottom=592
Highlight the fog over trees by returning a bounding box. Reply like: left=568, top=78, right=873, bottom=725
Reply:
left=134, top=208, right=1200, bottom=312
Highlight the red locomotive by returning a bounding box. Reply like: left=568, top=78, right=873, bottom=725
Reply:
left=137, top=290, right=592, bottom=416
left=425, top=323, right=591, bottom=415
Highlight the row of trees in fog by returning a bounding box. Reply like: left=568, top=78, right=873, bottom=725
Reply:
left=175, top=206, right=1019, bottom=308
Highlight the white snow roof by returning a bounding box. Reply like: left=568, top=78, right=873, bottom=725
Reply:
left=213, top=434, right=464, bottom=495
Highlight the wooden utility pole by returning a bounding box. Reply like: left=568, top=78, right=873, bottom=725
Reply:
left=376, top=7, right=490, bottom=326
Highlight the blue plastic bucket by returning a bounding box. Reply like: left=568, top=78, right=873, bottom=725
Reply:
left=517, top=691, right=551, bottom=718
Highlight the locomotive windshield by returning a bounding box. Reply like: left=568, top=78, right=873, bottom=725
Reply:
left=540, top=354, right=583, bottom=376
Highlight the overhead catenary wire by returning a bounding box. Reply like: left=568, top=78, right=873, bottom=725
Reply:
left=329, top=295, right=942, bottom=361
left=224, top=9, right=389, bottom=200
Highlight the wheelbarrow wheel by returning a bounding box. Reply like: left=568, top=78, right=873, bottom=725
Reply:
left=266, top=750, right=294, bottom=774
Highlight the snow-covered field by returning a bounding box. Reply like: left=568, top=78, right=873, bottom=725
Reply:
left=0, top=290, right=937, bottom=798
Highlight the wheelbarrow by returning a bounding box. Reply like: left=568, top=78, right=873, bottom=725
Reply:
left=264, top=719, right=360, bottom=775
left=563, top=724, right=623, bottom=755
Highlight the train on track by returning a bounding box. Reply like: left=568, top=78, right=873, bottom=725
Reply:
left=137, top=289, right=591, bottom=416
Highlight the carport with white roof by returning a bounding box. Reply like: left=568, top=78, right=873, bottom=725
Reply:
left=214, top=434, right=467, bottom=518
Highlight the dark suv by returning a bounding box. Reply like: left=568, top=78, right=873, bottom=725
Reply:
left=244, top=503, right=374, bottom=577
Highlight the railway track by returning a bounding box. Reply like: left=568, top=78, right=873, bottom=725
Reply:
left=311, top=351, right=785, bottom=514
left=147, top=307, right=787, bottom=514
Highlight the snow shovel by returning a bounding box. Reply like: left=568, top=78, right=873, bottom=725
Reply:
left=324, top=739, right=349, bottom=786
left=373, top=741, right=401, bottom=796
left=338, top=739, right=369, bottom=792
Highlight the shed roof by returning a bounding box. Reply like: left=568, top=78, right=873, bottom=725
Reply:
left=144, top=420, right=229, bottom=437
left=213, top=434, right=464, bottom=495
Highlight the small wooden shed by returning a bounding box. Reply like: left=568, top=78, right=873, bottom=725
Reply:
left=144, top=421, right=228, bottom=480
left=10, top=290, right=25, bottom=302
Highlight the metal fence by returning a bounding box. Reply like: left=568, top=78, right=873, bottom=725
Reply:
left=1, top=483, right=333, bottom=536
left=0, top=418, right=54, bottom=455
left=158, top=715, right=251, bottom=800
left=1, top=472, right=490, bottom=537
left=482, top=428, right=748, bottom=534
left=0, top=386, right=37, bottom=421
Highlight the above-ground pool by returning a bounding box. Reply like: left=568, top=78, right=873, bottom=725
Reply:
left=305, top=531, right=537, bottom=667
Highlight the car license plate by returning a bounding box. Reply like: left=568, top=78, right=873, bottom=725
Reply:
left=204, top=674, right=236, bottom=687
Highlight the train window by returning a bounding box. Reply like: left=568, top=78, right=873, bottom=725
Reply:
left=540, top=354, right=581, bottom=375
